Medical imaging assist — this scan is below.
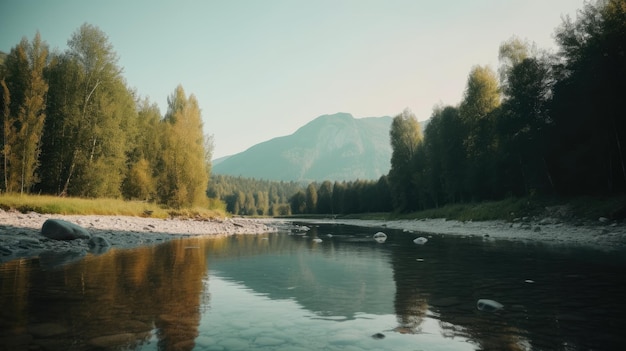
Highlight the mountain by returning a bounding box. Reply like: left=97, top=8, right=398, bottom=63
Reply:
left=212, top=112, right=394, bottom=182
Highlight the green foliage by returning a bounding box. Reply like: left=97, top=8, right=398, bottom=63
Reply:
left=158, top=85, right=210, bottom=208
left=290, top=190, right=307, bottom=215
left=305, top=183, right=317, bottom=214
left=388, top=109, right=422, bottom=211
left=312, top=0, right=626, bottom=217
left=549, top=0, right=626, bottom=194
left=123, top=158, right=156, bottom=201
left=208, top=174, right=302, bottom=216
left=37, top=24, right=134, bottom=198
left=290, top=177, right=393, bottom=215
left=1, top=32, right=48, bottom=194
left=0, top=193, right=169, bottom=217
left=0, top=24, right=216, bottom=213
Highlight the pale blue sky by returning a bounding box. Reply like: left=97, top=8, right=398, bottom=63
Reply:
left=1, top=0, right=584, bottom=158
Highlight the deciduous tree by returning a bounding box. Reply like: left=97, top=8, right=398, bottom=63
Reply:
left=159, top=85, right=210, bottom=208
left=1, top=32, right=48, bottom=193
left=388, top=109, right=422, bottom=211
left=40, top=24, right=135, bottom=197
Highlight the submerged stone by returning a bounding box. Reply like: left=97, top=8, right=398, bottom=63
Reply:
left=41, top=219, right=91, bottom=240
left=88, top=235, right=111, bottom=254
left=476, top=299, right=504, bottom=312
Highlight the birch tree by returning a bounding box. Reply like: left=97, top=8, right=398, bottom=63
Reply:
left=40, top=24, right=135, bottom=197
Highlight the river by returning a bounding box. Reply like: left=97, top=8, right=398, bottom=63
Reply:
left=1, top=222, right=625, bottom=350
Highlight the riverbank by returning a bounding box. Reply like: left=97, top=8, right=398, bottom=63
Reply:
left=0, top=209, right=280, bottom=264
left=300, top=216, right=626, bottom=250
left=3, top=208, right=626, bottom=265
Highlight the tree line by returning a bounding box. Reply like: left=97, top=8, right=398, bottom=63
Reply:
left=294, top=0, right=626, bottom=215
left=0, top=23, right=212, bottom=208
left=207, top=174, right=302, bottom=216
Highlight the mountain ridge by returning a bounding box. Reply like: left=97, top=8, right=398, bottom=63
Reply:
left=212, top=112, right=394, bottom=182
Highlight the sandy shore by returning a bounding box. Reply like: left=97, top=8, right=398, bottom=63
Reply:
left=0, top=209, right=283, bottom=263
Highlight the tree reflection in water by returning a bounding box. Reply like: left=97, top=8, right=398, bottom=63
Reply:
left=2, top=226, right=626, bottom=350
left=0, top=238, right=209, bottom=351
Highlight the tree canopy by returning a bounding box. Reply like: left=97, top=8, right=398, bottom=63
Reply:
left=0, top=24, right=214, bottom=209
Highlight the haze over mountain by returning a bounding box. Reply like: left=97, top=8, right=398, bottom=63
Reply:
left=212, top=113, right=394, bottom=182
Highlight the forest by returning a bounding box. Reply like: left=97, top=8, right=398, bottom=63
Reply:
left=0, top=24, right=212, bottom=209
left=2, top=1, right=624, bottom=217
left=291, top=0, right=626, bottom=215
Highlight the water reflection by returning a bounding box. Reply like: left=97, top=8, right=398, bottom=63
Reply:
left=0, top=239, right=208, bottom=351
left=1, top=224, right=626, bottom=350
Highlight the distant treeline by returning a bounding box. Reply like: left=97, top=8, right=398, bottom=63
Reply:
left=0, top=24, right=212, bottom=208
left=207, top=175, right=302, bottom=216
left=294, top=1, right=626, bottom=215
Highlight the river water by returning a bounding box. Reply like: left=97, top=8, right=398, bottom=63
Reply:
left=1, top=222, right=625, bottom=350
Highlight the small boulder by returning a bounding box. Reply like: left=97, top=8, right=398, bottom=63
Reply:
left=373, top=232, right=387, bottom=243
left=371, top=333, right=385, bottom=339
left=88, top=235, right=111, bottom=254
left=41, top=219, right=91, bottom=240
left=413, top=237, right=428, bottom=245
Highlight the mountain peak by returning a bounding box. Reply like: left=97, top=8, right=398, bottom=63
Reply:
left=212, top=113, right=393, bottom=182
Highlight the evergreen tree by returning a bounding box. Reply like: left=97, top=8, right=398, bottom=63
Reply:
left=305, top=183, right=318, bottom=214
left=316, top=180, right=333, bottom=214
left=290, top=190, right=307, bottom=215
left=550, top=0, right=626, bottom=194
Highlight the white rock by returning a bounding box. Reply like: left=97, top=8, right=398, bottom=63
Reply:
left=413, top=237, right=428, bottom=245
left=476, top=299, right=503, bottom=312
left=373, top=232, right=387, bottom=243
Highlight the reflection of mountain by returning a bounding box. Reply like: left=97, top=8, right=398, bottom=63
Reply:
left=207, top=230, right=396, bottom=319
left=0, top=239, right=208, bottom=351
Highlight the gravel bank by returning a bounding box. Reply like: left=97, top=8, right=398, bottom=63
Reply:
left=0, top=209, right=283, bottom=264
left=3, top=209, right=626, bottom=265
left=298, top=217, right=626, bottom=251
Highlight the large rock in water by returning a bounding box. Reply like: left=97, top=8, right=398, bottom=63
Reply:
left=41, top=219, right=91, bottom=240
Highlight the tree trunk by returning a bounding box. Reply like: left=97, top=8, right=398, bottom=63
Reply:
left=60, top=149, right=78, bottom=196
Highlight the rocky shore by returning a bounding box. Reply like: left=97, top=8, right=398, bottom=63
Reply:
left=3, top=208, right=626, bottom=265
left=0, top=209, right=283, bottom=264
left=302, top=216, right=626, bottom=250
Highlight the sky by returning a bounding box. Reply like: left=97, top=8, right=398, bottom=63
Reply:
left=0, top=0, right=585, bottom=159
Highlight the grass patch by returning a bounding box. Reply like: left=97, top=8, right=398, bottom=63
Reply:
left=398, top=197, right=543, bottom=222
left=336, top=195, right=626, bottom=222
left=0, top=193, right=227, bottom=219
